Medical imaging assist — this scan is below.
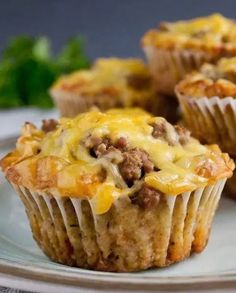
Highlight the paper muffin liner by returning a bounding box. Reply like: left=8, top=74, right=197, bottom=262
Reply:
left=177, top=93, right=236, bottom=155
left=12, top=178, right=226, bottom=272
left=51, top=89, right=164, bottom=118
left=51, top=90, right=121, bottom=118
left=143, top=46, right=212, bottom=96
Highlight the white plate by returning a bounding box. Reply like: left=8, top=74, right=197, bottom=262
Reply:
left=0, top=146, right=236, bottom=292
left=0, top=108, right=58, bottom=144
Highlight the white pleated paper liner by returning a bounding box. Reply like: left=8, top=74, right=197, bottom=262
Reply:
left=12, top=178, right=226, bottom=272
left=51, top=89, right=162, bottom=118
left=143, top=46, right=212, bottom=96
left=50, top=89, right=120, bottom=118
left=177, top=93, right=236, bottom=155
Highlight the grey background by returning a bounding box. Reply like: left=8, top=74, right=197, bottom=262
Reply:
left=0, top=0, right=235, bottom=59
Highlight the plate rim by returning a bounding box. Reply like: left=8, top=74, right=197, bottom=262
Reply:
left=0, top=257, right=236, bottom=291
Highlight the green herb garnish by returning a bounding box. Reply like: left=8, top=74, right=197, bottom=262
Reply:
left=0, top=36, right=90, bottom=108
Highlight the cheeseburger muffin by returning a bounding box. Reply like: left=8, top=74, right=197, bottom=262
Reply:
left=0, top=109, right=233, bottom=272
left=142, top=14, right=236, bottom=95
left=176, top=57, right=236, bottom=155
left=50, top=58, right=172, bottom=119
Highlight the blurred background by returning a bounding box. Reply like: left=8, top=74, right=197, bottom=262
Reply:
left=0, top=0, right=236, bottom=137
left=0, top=0, right=236, bottom=59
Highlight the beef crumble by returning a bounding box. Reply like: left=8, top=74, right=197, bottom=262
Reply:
left=174, top=125, right=190, bottom=145
left=86, top=136, right=128, bottom=158
left=93, top=137, right=112, bottom=157
left=151, top=121, right=190, bottom=145
left=115, top=137, right=128, bottom=150
left=86, top=136, right=154, bottom=185
left=119, top=148, right=154, bottom=184
left=41, top=119, right=58, bottom=133
left=151, top=121, right=167, bottom=139
left=130, top=183, right=161, bottom=209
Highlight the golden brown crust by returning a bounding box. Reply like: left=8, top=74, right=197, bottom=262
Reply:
left=142, top=14, right=236, bottom=96
left=50, top=58, right=159, bottom=117
left=142, top=14, right=236, bottom=56
left=176, top=57, right=236, bottom=99
left=176, top=67, right=236, bottom=99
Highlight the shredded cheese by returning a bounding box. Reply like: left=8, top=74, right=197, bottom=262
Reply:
left=142, top=14, right=236, bottom=51
left=51, top=58, right=154, bottom=108
left=0, top=108, right=234, bottom=214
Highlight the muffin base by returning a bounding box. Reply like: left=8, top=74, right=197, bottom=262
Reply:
left=11, top=179, right=226, bottom=272
left=143, top=47, right=213, bottom=96
left=177, top=93, right=236, bottom=155
left=51, top=89, right=163, bottom=118
left=51, top=90, right=121, bottom=117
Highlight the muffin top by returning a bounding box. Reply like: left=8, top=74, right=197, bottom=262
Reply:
left=51, top=58, right=154, bottom=107
left=142, top=14, right=236, bottom=54
left=1, top=109, right=233, bottom=214
left=176, top=57, right=236, bottom=98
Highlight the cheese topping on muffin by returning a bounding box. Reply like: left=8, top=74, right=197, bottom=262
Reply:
left=176, top=57, right=236, bottom=98
left=142, top=14, right=236, bottom=52
left=0, top=109, right=233, bottom=214
left=51, top=58, right=154, bottom=107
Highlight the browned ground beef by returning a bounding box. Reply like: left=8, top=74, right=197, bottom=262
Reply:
left=115, top=137, right=128, bottom=150
left=94, top=138, right=112, bottom=157
left=151, top=121, right=190, bottom=145
left=86, top=136, right=154, bottom=185
left=130, top=183, right=161, bottom=209
left=119, top=148, right=154, bottom=184
left=86, top=136, right=128, bottom=158
left=174, top=125, right=190, bottom=145
left=85, top=137, right=128, bottom=157
left=42, top=119, right=58, bottom=133
left=151, top=121, right=167, bottom=139
left=85, top=136, right=111, bottom=157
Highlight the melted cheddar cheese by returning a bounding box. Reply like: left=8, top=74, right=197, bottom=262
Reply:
left=0, top=109, right=234, bottom=214
left=142, top=14, right=236, bottom=52
left=215, top=57, right=236, bottom=73
left=176, top=57, right=236, bottom=98
left=51, top=58, right=154, bottom=107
